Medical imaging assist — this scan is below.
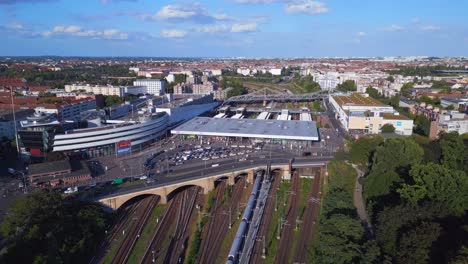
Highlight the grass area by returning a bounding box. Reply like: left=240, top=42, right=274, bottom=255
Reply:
left=102, top=214, right=139, bottom=264
left=185, top=190, right=214, bottom=264
left=297, top=178, right=313, bottom=219
left=126, top=204, right=167, bottom=263
left=263, top=180, right=291, bottom=263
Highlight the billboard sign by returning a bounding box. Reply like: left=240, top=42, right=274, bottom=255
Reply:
left=116, top=140, right=131, bottom=155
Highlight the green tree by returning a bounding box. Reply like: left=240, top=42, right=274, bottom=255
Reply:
left=336, top=80, right=357, bottom=92
left=364, top=138, right=423, bottom=199
left=396, top=222, right=441, bottom=264
left=104, top=95, right=123, bottom=107
left=398, top=163, right=468, bottom=215
left=381, top=124, right=396, bottom=133
left=348, top=135, right=384, bottom=168
left=386, top=76, right=395, bottom=83
left=1, top=190, right=109, bottom=263
left=439, top=132, right=467, bottom=171
left=414, top=115, right=431, bottom=136
left=366, top=87, right=379, bottom=98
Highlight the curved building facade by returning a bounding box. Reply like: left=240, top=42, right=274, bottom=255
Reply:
left=53, top=112, right=169, bottom=158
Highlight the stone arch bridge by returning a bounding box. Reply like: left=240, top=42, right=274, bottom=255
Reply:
left=98, top=164, right=290, bottom=210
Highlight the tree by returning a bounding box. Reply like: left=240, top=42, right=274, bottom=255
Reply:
left=414, top=115, right=430, bottom=136
left=366, top=87, right=379, bottom=98
left=336, top=80, right=357, bottom=92
left=438, top=132, right=467, bottom=171
left=364, top=138, right=423, bottom=199
left=396, top=222, right=441, bottom=264
left=348, top=135, right=384, bottom=168
left=0, top=190, right=109, bottom=263
left=398, top=163, right=468, bottom=215
left=386, top=76, right=395, bottom=83
left=104, top=95, right=123, bottom=107
left=381, top=124, right=395, bottom=133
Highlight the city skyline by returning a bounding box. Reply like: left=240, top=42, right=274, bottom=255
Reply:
left=1, top=0, right=468, bottom=57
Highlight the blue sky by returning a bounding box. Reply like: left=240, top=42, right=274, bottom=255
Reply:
left=1, top=0, right=467, bottom=57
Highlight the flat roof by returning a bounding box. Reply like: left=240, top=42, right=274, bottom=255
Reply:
left=333, top=93, right=385, bottom=107
left=171, top=117, right=319, bottom=141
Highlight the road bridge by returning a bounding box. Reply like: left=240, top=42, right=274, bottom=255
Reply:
left=225, top=92, right=327, bottom=103
left=97, top=159, right=327, bottom=210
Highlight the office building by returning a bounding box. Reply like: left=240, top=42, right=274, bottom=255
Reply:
left=329, top=93, right=413, bottom=135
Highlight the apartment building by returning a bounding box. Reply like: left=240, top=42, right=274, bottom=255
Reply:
left=65, top=84, right=124, bottom=97
left=133, top=79, right=165, bottom=95
left=35, top=99, right=96, bottom=121
left=329, top=93, right=413, bottom=135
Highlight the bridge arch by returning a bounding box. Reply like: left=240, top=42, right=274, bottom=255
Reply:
left=166, top=184, right=205, bottom=202
left=118, top=193, right=159, bottom=211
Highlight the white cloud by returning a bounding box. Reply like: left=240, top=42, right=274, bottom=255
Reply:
left=155, top=5, right=197, bottom=19
left=411, top=17, right=420, bottom=24
left=380, top=24, right=405, bottom=31
left=197, top=24, right=230, bottom=33
left=212, top=13, right=232, bottom=20
left=7, top=22, right=23, bottom=30
left=161, top=29, right=187, bottom=38
left=234, top=0, right=277, bottom=4
left=285, top=1, right=328, bottom=15
left=422, top=25, right=440, bottom=31
left=231, top=23, right=258, bottom=32
left=354, top=32, right=366, bottom=43
left=42, top=25, right=128, bottom=40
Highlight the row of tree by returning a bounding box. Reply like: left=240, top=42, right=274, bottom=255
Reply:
left=315, top=160, right=380, bottom=263
left=351, top=133, right=468, bottom=263
left=0, top=190, right=111, bottom=263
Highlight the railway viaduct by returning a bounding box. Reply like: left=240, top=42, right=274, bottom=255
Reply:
left=98, top=164, right=292, bottom=210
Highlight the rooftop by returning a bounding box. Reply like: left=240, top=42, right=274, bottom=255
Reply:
left=29, top=160, right=71, bottom=175
left=172, top=117, right=319, bottom=141
left=333, top=93, right=385, bottom=107
left=383, top=113, right=409, bottom=120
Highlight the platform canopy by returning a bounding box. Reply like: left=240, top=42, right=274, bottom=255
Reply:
left=171, top=117, right=319, bottom=141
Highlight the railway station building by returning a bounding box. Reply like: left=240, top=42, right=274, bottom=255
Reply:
left=171, top=117, right=320, bottom=147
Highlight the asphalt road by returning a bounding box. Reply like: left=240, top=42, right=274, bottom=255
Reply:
left=94, top=156, right=332, bottom=200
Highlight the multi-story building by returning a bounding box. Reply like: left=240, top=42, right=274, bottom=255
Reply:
left=438, top=111, right=468, bottom=135
left=65, top=84, right=124, bottom=97
left=123, top=86, right=147, bottom=95
left=35, top=99, right=96, bottom=121
left=133, top=79, right=165, bottom=95
left=52, top=112, right=169, bottom=158
left=313, top=72, right=340, bottom=91
left=214, top=87, right=233, bottom=100
left=17, top=112, right=61, bottom=160
left=0, top=109, right=34, bottom=140
left=329, top=93, right=413, bottom=135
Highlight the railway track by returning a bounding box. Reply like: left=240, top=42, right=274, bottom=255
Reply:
left=164, top=186, right=200, bottom=263
left=274, top=172, right=300, bottom=264
left=249, top=171, right=281, bottom=264
left=91, top=196, right=147, bottom=264
left=140, top=193, right=182, bottom=263
left=294, top=170, right=322, bottom=263
left=197, top=178, right=249, bottom=263
left=111, top=195, right=159, bottom=264
left=140, top=186, right=200, bottom=264
left=197, top=181, right=227, bottom=262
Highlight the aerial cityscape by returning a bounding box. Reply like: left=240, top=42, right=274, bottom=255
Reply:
left=0, top=1, right=467, bottom=264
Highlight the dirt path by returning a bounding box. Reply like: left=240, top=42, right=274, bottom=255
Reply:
left=349, top=163, right=374, bottom=239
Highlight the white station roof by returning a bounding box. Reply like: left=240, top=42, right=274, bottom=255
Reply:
left=172, top=117, right=319, bottom=141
